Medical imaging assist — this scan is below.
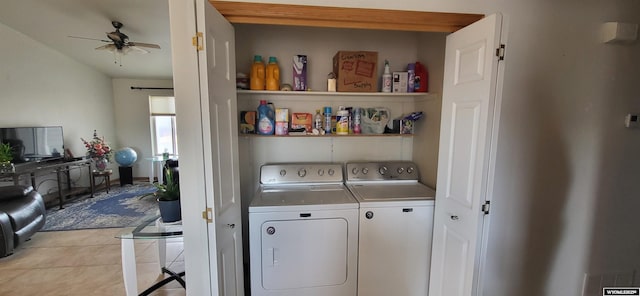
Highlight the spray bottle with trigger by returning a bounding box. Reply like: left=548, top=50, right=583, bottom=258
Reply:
left=382, top=60, right=392, bottom=93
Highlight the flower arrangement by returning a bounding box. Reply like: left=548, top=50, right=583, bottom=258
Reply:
left=81, top=130, right=113, bottom=161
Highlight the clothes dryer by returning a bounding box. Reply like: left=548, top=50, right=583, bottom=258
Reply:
left=249, top=163, right=358, bottom=296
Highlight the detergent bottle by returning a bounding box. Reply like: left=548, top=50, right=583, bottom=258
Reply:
left=257, top=100, right=274, bottom=135
left=250, top=55, right=266, bottom=90
left=414, top=62, right=428, bottom=92
left=266, top=57, right=280, bottom=91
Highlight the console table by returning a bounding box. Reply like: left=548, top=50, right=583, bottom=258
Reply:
left=0, top=159, right=92, bottom=209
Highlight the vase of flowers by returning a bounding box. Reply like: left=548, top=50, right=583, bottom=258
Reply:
left=81, top=130, right=113, bottom=172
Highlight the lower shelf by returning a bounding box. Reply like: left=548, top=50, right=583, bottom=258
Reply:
left=239, top=133, right=413, bottom=138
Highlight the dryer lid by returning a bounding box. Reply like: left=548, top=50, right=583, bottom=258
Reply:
left=347, top=182, right=436, bottom=201
left=250, top=184, right=358, bottom=211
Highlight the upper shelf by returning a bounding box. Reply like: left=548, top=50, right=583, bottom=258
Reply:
left=236, top=90, right=438, bottom=103
left=237, top=90, right=432, bottom=97
left=209, top=1, right=484, bottom=33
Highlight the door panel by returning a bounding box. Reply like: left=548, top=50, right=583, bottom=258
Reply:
left=454, top=41, right=487, bottom=85
left=261, top=218, right=349, bottom=290
left=358, top=206, right=434, bottom=296
left=440, top=225, right=469, bottom=296
left=429, top=14, right=502, bottom=296
left=447, top=101, right=481, bottom=208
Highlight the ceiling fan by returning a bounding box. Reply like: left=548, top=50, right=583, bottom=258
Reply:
left=69, top=21, right=161, bottom=65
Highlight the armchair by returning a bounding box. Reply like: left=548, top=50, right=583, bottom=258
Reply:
left=0, top=185, right=46, bottom=257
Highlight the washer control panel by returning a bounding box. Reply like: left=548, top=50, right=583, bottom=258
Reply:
left=261, top=163, right=343, bottom=184
left=346, top=161, right=419, bottom=181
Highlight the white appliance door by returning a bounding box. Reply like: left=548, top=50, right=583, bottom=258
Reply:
left=358, top=205, right=435, bottom=296
left=429, top=14, right=502, bottom=296
left=261, top=218, right=349, bottom=290
left=168, top=0, right=243, bottom=295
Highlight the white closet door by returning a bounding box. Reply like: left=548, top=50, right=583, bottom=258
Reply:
left=168, top=0, right=244, bottom=295
left=429, top=14, right=503, bottom=296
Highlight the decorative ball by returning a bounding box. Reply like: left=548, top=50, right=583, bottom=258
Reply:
left=115, top=147, right=138, bottom=167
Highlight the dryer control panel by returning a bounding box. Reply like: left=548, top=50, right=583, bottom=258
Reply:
left=346, top=161, right=419, bottom=181
left=260, top=163, right=344, bottom=184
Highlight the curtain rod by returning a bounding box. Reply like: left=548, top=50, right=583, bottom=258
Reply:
left=130, top=87, right=174, bottom=90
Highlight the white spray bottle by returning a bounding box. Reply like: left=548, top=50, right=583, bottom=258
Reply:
left=382, top=60, right=392, bottom=93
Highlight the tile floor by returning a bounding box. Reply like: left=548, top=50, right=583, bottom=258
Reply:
left=0, top=228, right=185, bottom=296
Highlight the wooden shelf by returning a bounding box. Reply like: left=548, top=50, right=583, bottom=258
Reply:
left=237, top=90, right=432, bottom=97
left=236, top=90, right=438, bottom=104
left=210, top=1, right=484, bottom=33
left=239, top=133, right=413, bottom=138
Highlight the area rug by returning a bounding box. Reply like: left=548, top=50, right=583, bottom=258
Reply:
left=41, top=183, right=159, bottom=231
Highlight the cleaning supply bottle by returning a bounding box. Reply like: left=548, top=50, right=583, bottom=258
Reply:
left=257, top=100, right=274, bottom=135
left=266, top=56, right=280, bottom=91
left=414, top=61, right=428, bottom=92
left=314, top=109, right=323, bottom=131
left=353, top=107, right=362, bottom=134
left=324, top=106, right=332, bottom=134
left=250, top=55, right=266, bottom=90
left=336, top=106, right=349, bottom=135
left=407, top=63, right=415, bottom=93
left=382, top=60, right=392, bottom=93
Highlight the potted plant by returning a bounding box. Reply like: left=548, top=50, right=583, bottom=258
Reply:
left=0, top=143, right=14, bottom=173
left=154, top=169, right=181, bottom=222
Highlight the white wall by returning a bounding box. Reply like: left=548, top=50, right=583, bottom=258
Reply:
left=226, top=0, right=640, bottom=295
left=112, top=79, right=173, bottom=179
left=0, top=21, right=116, bottom=193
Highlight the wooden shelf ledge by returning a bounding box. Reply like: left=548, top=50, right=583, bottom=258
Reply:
left=210, top=1, right=484, bottom=33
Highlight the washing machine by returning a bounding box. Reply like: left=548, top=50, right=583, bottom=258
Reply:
left=345, top=161, right=436, bottom=296
left=249, top=163, right=359, bottom=296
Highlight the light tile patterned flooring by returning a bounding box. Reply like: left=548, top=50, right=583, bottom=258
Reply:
left=0, top=228, right=186, bottom=296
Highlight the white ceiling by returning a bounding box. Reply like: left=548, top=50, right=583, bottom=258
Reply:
left=0, top=0, right=173, bottom=79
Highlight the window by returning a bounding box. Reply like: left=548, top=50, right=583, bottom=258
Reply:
left=149, top=96, right=178, bottom=156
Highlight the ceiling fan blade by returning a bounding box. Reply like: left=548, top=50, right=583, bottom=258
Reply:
left=68, top=36, right=110, bottom=43
left=128, top=42, right=161, bottom=49
left=95, top=44, right=117, bottom=51
left=127, top=46, right=151, bottom=54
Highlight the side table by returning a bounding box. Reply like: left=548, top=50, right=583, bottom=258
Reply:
left=116, top=216, right=184, bottom=296
left=90, top=169, right=112, bottom=197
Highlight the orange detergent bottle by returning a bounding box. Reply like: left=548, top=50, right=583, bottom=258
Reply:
left=266, top=56, right=280, bottom=91
left=250, top=55, right=266, bottom=90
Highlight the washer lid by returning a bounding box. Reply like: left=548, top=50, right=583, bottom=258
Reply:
left=250, top=184, right=358, bottom=212
left=347, top=182, right=436, bottom=202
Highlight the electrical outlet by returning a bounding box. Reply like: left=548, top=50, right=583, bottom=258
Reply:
left=625, top=114, right=639, bottom=128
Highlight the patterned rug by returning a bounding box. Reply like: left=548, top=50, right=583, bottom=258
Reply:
left=41, top=183, right=159, bottom=231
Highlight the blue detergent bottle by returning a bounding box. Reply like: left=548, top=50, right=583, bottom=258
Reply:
left=257, top=100, right=275, bottom=135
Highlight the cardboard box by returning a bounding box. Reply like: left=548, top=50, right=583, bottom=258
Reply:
left=239, top=111, right=256, bottom=134
left=275, top=121, right=288, bottom=135
left=333, top=51, right=378, bottom=92
left=293, top=55, right=307, bottom=91
left=386, top=119, right=415, bottom=134
left=291, top=113, right=313, bottom=132
left=393, top=72, right=408, bottom=93
left=275, top=108, right=289, bottom=122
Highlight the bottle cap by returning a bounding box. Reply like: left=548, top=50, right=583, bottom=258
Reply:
left=260, top=100, right=267, bottom=105
left=408, top=63, right=415, bottom=70
left=324, top=106, right=332, bottom=114
left=268, top=56, right=277, bottom=63
left=254, top=55, right=263, bottom=62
